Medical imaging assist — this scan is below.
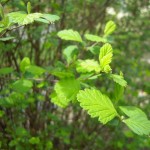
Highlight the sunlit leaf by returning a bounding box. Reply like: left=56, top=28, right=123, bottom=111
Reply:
left=104, top=20, right=116, bottom=36
left=76, top=59, right=100, bottom=73
left=57, top=29, right=82, bottom=42
left=77, top=89, right=118, bottom=124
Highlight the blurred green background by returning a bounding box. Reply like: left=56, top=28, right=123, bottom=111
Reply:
left=0, top=0, right=150, bottom=149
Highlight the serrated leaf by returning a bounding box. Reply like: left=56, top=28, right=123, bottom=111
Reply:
left=0, top=67, right=13, bottom=76
left=123, top=116, right=150, bottom=135
left=99, top=43, right=113, bottom=72
left=119, top=106, right=147, bottom=118
left=77, top=89, right=118, bottom=124
left=63, top=45, right=78, bottom=64
left=12, top=79, right=33, bottom=93
left=20, top=57, right=30, bottom=72
left=57, top=29, right=82, bottom=42
left=110, top=74, right=127, bottom=87
left=76, top=59, right=100, bottom=73
left=8, top=11, right=42, bottom=25
left=85, top=34, right=107, bottom=43
left=104, top=20, right=116, bottom=36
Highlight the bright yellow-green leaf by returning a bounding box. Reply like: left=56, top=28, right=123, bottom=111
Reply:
left=76, top=59, right=100, bottom=73
left=99, top=43, right=113, bottom=72
left=57, top=29, right=82, bottom=42
left=77, top=89, right=118, bottom=124
left=104, top=20, right=116, bottom=36
left=110, top=74, right=127, bottom=87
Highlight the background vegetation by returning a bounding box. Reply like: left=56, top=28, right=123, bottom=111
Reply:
left=0, top=0, right=150, bottom=149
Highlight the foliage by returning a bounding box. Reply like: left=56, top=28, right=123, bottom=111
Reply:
left=0, top=0, right=150, bottom=150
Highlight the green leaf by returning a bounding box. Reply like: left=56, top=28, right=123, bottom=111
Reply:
left=76, top=59, right=100, bottom=73
left=57, top=29, right=82, bottom=42
left=27, top=2, right=31, bottom=14
left=0, top=4, right=4, bottom=19
left=63, top=45, right=78, bottom=64
left=119, top=106, right=147, bottom=118
left=8, top=11, right=42, bottom=25
left=41, top=14, right=60, bottom=23
left=51, top=92, right=69, bottom=108
left=0, top=67, right=13, bottom=76
left=123, top=116, right=150, bottom=135
left=12, top=79, right=33, bottom=93
left=55, top=78, right=80, bottom=101
left=85, top=34, right=107, bottom=43
left=20, top=57, right=30, bottom=72
left=110, top=74, right=127, bottom=87
left=99, top=43, right=113, bottom=72
left=51, top=78, right=80, bottom=107
left=77, top=89, right=118, bottom=124
left=25, top=65, right=45, bottom=76
left=35, top=18, right=49, bottom=24
left=29, top=137, right=40, bottom=145
left=120, top=106, right=150, bottom=135
left=104, top=20, right=116, bottom=36
left=51, top=71, right=74, bottom=79
left=113, top=83, right=124, bottom=102
left=0, top=36, right=15, bottom=41
left=0, top=17, right=11, bottom=33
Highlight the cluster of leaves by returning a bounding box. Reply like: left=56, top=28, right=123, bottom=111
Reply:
left=0, top=2, right=59, bottom=40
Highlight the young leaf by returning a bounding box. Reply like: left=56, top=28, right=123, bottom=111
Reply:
left=27, top=2, right=31, bottom=14
left=123, top=116, right=150, bottom=136
left=57, top=29, right=82, bottom=42
left=104, top=20, right=116, bottom=36
left=119, top=106, right=147, bottom=118
left=99, top=43, right=113, bottom=72
left=77, top=89, right=118, bottom=124
left=76, top=59, right=100, bottom=73
left=110, top=74, right=127, bottom=87
left=85, top=34, right=107, bottom=43
left=20, top=57, right=30, bottom=72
